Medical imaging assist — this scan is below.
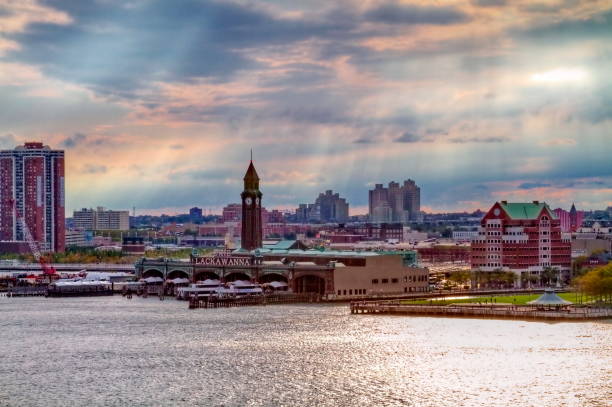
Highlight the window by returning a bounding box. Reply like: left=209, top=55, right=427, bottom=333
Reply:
left=391, top=278, right=398, bottom=283
left=372, top=279, right=379, bottom=284
left=343, top=290, right=347, bottom=295
left=382, top=278, right=389, bottom=284
left=337, top=290, right=341, bottom=295
left=403, top=276, right=408, bottom=282
left=349, top=289, right=352, bottom=295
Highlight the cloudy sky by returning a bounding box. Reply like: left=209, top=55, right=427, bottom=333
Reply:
left=1, top=0, right=611, bottom=215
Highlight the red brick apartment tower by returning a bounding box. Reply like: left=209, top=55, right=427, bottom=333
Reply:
left=471, top=201, right=571, bottom=285
left=240, top=159, right=262, bottom=251
left=0, top=157, right=14, bottom=241
left=0, top=142, right=65, bottom=252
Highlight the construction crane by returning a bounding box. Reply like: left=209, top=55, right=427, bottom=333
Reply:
left=8, top=198, right=57, bottom=282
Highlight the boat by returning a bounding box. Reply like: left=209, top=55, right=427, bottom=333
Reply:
left=220, top=280, right=264, bottom=298
left=176, top=279, right=222, bottom=300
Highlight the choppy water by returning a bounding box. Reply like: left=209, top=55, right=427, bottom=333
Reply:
left=0, top=296, right=610, bottom=407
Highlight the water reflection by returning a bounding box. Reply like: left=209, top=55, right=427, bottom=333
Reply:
left=0, top=296, right=610, bottom=406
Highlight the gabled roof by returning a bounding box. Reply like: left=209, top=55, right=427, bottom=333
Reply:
left=499, top=202, right=557, bottom=220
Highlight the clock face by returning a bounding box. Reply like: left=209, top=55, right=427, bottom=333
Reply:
left=493, top=208, right=500, bottom=216
left=255, top=198, right=260, bottom=205
left=245, top=197, right=252, bottom=205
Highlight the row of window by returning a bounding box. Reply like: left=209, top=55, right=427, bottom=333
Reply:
left=338, top=289, right=367, bottom=296
left=371, top=275, right=427, bottom=284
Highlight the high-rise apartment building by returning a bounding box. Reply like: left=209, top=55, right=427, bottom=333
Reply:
left=296, top=190, right=349, bottom=223
left=471, top=201, right=571, bottom=284
left=369, top=180, right=420, bottom=223
left=0, top=142, right=65, bottom=252
left=73, top=207, right=129, bottom=230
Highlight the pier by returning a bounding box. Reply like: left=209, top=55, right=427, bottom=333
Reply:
left=189, top=293, right=320, bottom=309
left=350, top=301, right=612, bottom=321
left=3, top=287, right=47, bottom=297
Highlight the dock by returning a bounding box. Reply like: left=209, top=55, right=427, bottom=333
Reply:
left=3, top=287, right=47, bottom=297
left=350, top=301, right=612, bottom=321
left=189, top=293, right=320, bottom=309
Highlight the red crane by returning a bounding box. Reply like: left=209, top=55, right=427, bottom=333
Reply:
left=8, top=198, right=57, bottom=281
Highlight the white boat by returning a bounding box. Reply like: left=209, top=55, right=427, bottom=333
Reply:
left=176, top=279, right=222, bottom=300
left=220, top=280, right=264, bottom=298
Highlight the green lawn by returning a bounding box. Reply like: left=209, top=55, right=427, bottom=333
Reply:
left=400, top=292, right=591, bottom=306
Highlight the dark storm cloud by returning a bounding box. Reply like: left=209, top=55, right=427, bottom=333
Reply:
left=449, top=136, right=508, bottom=144
left=60, top=132, right=87, bottom=148
left=353, top=137, right=374, bottom=144
left=6, top=0, right=474, bottom=98
left=517, top=9, right=612, bottom=44
left=364, top=3, right=469, bottom=25
left=395, top=132, right=421, bottom=143
left=518, top=182, right=551, bottom=190
left=472, top=0, right=507, bottom=7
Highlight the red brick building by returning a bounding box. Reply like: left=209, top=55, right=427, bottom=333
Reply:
left=471, top=201, right=571, bottom=285
left=0, top=142, right=65, bottom=253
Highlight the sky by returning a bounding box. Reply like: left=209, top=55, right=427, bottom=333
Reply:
left=0, top=0, right=611, bottom=215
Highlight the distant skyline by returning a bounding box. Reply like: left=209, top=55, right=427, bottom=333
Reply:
left=1, top=0, right=611, bottom=214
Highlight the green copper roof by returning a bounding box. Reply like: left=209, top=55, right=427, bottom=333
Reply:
left=263, top=240, right=298, bottom=250
left=500, top=202, right=556, bottom=220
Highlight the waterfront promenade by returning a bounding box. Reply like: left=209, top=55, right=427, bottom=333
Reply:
left=350, top=301, right=612, bottom=321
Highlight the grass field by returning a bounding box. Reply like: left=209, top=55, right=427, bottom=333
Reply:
left=400, top=292, right=590, bottom=306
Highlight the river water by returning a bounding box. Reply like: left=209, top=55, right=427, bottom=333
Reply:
left=0, top=296, right=610, bottom=407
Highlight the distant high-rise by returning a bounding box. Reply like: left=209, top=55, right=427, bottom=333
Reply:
left=189, top=206, right=203, bottom=221
left=296, top=190, right=349, bottom=223
left=369, top=179, right=420, bottom=223
left=73, top=207, right=130, bottom=231
left=0, top=142, right=65, bottom=252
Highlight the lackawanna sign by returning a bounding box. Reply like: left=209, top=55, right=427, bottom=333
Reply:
left=192, top=256, right=252, bottom=267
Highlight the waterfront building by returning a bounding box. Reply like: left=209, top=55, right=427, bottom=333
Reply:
left=369, top=180, right=421, bottom=223
left=471, top=201, right=571, bottom=285
left=241, top=160, right=263, bottom=250
left=73, top=207, right=129, bottom=231
left=135, top=248, right=428, bottom=298
left=296, top=190, right=349, bottom=223
left=0, top=142, right=65, bottom=252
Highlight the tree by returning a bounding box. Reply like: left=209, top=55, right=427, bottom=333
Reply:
left=541, top=267, right=560, bottom=287
left=572, top=256, right=589, bottom=278
left=448, top=271, right=471, bottom=288
left=574, top=263, right=612, bottom=304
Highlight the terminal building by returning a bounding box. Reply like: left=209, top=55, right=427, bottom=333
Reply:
left=135, top=158, right=429, bottom=298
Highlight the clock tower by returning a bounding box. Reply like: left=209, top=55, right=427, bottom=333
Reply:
left=240, top=159, right=263, bottom=250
